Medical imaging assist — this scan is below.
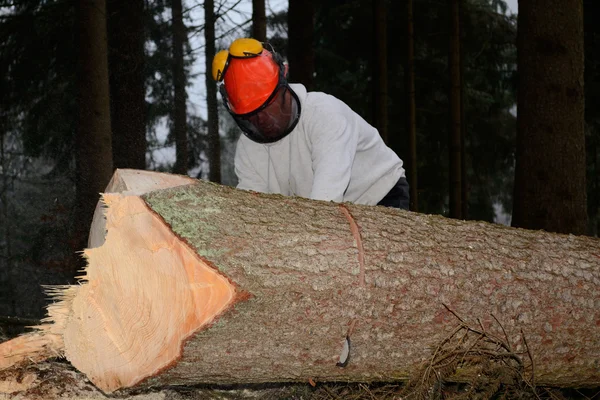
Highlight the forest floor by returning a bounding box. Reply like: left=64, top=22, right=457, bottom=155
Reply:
left=0, top=360, right=598, bottom=400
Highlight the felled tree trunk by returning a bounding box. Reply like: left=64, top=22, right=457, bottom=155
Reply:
left=0, top=169, right=599, bottom=393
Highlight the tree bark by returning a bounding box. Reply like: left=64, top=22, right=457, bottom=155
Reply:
left=75, top=0, right=114, bottom=252
left=406, top=0, right=418, bottom=212
left=448, top=0, right=462, bottom=219
left=107, top=0, right=146, bottom=170
left=252, top=0, right=267, bottom=42
left=288, top=0, right=314, bottom=89
left=171, top=0, right=188, bottom=175
left=512, top=0, right=587, bottom=235
left=0, top=170, right=599, bottom=393
left=373, top=0, right=388, bottom=144
left=204, top=0, right=221, bottom=183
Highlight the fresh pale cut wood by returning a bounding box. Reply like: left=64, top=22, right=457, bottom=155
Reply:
left=66, top=194, right=238, bottom=391
left=88, top=168, right=196, bottom=248
left=0, top=169, right=599, bottom=393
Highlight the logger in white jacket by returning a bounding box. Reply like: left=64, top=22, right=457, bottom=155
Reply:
left=212, top=38, right=409, bottom=209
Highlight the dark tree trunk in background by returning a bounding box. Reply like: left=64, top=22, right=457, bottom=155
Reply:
left=459, top=0, right=468, bottom=219
left=107, top=0, right=146, bottom=170
left=204, top=0, right=221, bottom=183
left=75, top=0, right=113, bottom=256
left=583, top=0, right=599, bottom=236
left=0, top=131, right=15, bottom=314
left=252, top=0, right=267, bottom=42
left=288, top=0, right=314, bottom=89
left=448, top=0, right=462, bottom=219
left=406, top=0, right=418, bottom=212
left=513, top=0, right=588, bottom=235
left=172, top=0, right=188, bottom=175
left=373, top=0, right=388, bottom=144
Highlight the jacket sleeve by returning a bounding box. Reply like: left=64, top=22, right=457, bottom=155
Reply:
left=307, top=108, right=358, bottom=203
left=234, top=139, right=268, bottom=193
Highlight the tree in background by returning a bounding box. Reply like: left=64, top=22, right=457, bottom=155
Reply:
left=313, top=0, right=516, bottom=219
left=75, top=0, right=113, bottom=252
left=171, top=0, right=189, bottom=175
left=107, top=0, right=146, bottom=170
left=0, top=0, right=77, bottom=174
left=448, top=0, right=463, bottom=219
left=252, top=0, right=267, bottom=42
left=584, top=0, right=600, bottom=236
left=372, top=0, right=388, bottom=144
left=512, top=0, right=588, bottom=235
left=460, top=0, right=468, bottom=219
left=288, top=0, right=314, bottom=89
left=460, top=2, right=516, bottom=223
left=405, top=0, right=418, bottom=212
left=205, top=0, right=221, bottom=183
left=144, top=0, right=198, bottom=174
left=1, top=0, right=91, bottom=318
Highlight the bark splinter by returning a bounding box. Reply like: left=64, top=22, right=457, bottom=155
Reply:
left=339, top=204, right=366, bottom=287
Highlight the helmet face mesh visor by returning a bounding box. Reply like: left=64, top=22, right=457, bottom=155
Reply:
left=226, top=84, right=301, bottom=144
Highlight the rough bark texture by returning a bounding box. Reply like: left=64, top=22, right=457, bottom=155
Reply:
left=448, top=0, right=462, bottom=219
left=137, top=179, right=599, bottom=388
left=513, top=0, right=587, bottom=234
left=75, top=0, right=114, bottom=248
left=107, top=0, right=146, bottom=170
left=288, top=0, right=314, bottom=89
left=171, top=0, right=188, bottom=175
left=204, top=0, right=221, bottom=183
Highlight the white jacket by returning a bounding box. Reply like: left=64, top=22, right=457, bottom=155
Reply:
left=234, top=84, right=405, bottom=205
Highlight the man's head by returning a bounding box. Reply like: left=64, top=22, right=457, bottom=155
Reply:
left=212, top=38, right=301, bottom=144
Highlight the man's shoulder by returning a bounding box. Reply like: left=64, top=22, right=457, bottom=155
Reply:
left=289, top=83, right=338, bottom=108
left=301, top=93, right=351, bottom=125
left=305, top=90, right=339, bottom=107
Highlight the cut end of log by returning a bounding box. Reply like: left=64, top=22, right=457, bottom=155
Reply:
left=1, top=190, right=240, bottom=393
left=64, top=193, right=238, bottom=392
left=1, top=171, right=240, bottom=393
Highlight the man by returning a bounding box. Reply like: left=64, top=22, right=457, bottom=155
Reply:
left=212, top=38, right=409, bottom=209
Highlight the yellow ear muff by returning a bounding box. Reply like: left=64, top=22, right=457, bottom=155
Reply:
left=212, top=49, right=230, bottom=81
left=213, top=39, right=265, bottom=81
left=229, top=38, right=264, bottom=58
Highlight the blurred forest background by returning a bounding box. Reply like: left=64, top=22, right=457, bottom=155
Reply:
left=0, top=0, right=597, bottom=320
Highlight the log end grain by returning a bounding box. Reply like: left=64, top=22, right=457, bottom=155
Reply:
left=64, top=194, right=239, bottom=392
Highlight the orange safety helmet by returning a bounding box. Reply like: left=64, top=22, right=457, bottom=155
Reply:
left=224, top=50, right=281, bottom=114
left=213, top=38, right=300, bottom=144
left=212, top=38, right=283, bottom=115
